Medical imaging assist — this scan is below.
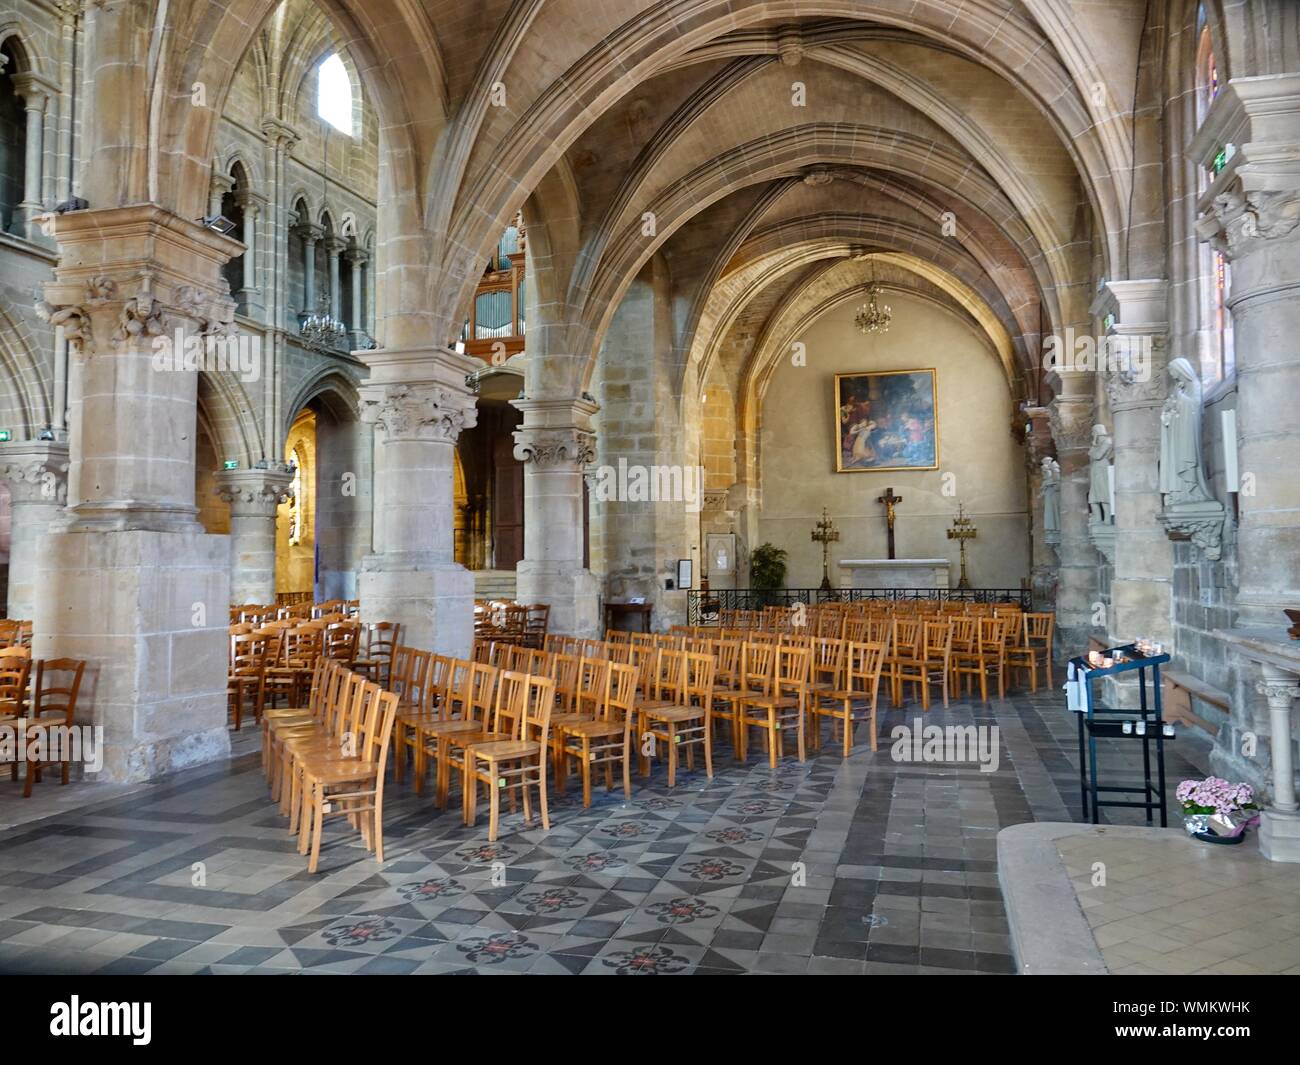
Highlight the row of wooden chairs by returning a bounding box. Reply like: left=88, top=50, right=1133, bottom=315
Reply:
left=229, top=600, right=360, bottom=626
left=261, top=658, right=400, bottom=873
left=473, top=601, right=550, bottom=648
left=228, top=620, right=400, bottom=729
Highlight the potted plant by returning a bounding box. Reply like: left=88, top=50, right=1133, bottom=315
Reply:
left=749, top=543, right=788, bottom=608
left=1176, top=776, right=1260, bottom=844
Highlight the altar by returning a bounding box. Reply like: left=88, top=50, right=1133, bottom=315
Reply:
left=838, top=558, right=951, bottom=590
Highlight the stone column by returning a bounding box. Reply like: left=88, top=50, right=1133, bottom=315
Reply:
left=12, top=74, right=52, bottom=239
left=0, top=441, right=69, bottom=620
left=1256, top=666, right=1299, bottom=862
left=215, top=466, right=293, bottom=605
left=208, top=171, right=234, bottom=223
left=1021, top=405, right=1057, bottom=609
left=233, top=191, right=266, bottom=319
left=358, top=346, right=480, bottom=655
left=34, top=203, right=242, bottom=782
left=1192, top=76, right=1300, bottom=631
left=513, top=397, right=601, bottom=638
left=1096, top=282, right=1173, bottom=700
left=295, top=222, right=323, bottom=315
left=1049, top=377, right=1098, bottom=657
left=326, top=236, right=346, bottom=323
left=345, top=247, right=369, bottom=347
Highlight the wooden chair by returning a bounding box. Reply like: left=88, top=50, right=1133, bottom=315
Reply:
left=640, top=650, right=715, bottom=786
left=894, top=620, right=952, bottom=710
left=277, top=666, right=363, bottom=817
left=884, top=618, right=923, bottom=707
left=812, top=641, right=886, bottom=754
left=738, top=644, right=810, bottom=767
left=524, top=604, right=550, bottom=649
left=262, top=655, right=334, bottom=787
left=352, top=622, right=401, bottom=686
left=952, top=616, right=1010, bottom=702
left=227, top=632, right=267, bottom=730
left=263, top=625, right=321, bottom=709
left=712, top=641, right=775, bottom=758
left=1007, top=612, right=1055, bottom=691
left=559, top=661, right=637, bottom=806
left=808, top=637, right=846, bottom=700
left=18, top=659, right=86, bottom=797
left=462, top=672, right=556, bottom=841
left=419, top=661, right=498, bottom=808
left=297, top=680, right=401, bottom=873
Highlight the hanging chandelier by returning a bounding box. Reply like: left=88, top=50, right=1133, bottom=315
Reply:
left=300, top=292, right=349, bottom=350
left=855, top=266, right=892, bottom=335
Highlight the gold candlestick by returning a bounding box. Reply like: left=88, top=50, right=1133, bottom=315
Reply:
left=946, top=502, right=978, bottom=590
left=810, top=507, right=840, bottom=592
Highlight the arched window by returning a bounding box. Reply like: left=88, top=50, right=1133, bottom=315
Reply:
left=1193, top=11, right=1234, bottom=385
left=316, top=53, right=353, bottom=135
left=0, top=42, right=26, bottom=234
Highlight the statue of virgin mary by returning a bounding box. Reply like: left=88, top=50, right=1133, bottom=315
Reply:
left=1159, top=357, right=1214, bottom=506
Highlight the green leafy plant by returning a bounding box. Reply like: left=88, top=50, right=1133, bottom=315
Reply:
left=749, top=543, right=788, bottom=592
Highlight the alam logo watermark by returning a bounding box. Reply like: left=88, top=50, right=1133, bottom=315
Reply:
left=151, top=328, right=262, bottom=383
left=1042, top=329, right=1154, bottom=381
left=590, top=459, right=706, bottom=513
left=889, top=717, right=1000, bottom=773
left=50, top=997, right=151, bottom=1045
left=0, top=723, right=104, bottom=774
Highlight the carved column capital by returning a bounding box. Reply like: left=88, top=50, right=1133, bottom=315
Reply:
left=215, top=466, right=293, bottom=517
left=1048, top=397, right=1094, bottom=453
left=513, top=427, right=596, bottom=467
left=1256, top=677, right=1299, bottom=705
left=0, top=441, right=69, bottom=505
left=361, top=383, right=477, bottom=443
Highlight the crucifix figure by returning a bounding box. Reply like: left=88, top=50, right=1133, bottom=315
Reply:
left=877, top=487, right=902, bottom=560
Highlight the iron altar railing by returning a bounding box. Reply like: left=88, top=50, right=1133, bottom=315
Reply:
left=686, top=586, right=1031, bottom=625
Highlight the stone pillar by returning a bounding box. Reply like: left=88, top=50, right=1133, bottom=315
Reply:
left=295, top=222, right=323, bottom=314
left=513, top=397, right=601, bottom=638
left=345, top=247, right=369, bottom=347
left=33, top=203, right=242, bottom=782
left=12, top=74, right=52, bottom=239
left=1049, top=377, right=1098, bottom=657
left=1021, top=405, right=1057, bottom=609
left=1256, top=668, right=1299, bottom=861
left=208, top=171, right=234, bottom=224
left=215, top=466, right=293, bottom=606
left=0, top=441, right=69, bottom=620
left=358, top=346, right=480, bottom=655
left=233, top=191, right=265, bottom=318
left=1096, top=282, right=1174, bottom=691
left=1193, top=79, right=1300, bottom=631
left=326, top=237, right=346, bottom=323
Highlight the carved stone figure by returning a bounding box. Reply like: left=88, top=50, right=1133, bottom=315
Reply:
left=1087, top=424, right=1113, bottom=522
left=1040, top=456, right=1061, bottom=542
left=1159, top=357, right=1214, bottom=505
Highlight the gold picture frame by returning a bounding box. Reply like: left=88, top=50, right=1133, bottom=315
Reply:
left=834, top=368, right=939, bottom=473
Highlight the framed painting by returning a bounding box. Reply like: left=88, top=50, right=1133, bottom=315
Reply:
left=834, top=369, right=938, bottom=472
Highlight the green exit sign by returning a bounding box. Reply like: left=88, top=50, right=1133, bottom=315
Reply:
left=223, top=460, right=239, bottom=470
left=0, top=431, right=11, bottom=442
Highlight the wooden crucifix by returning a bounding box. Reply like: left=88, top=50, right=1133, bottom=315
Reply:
left=877, top=487, right=902, bottom=560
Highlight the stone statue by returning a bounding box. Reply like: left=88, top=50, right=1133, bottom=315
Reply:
left=1040, top=456, right=1061, bottom=541
left=1159, top=357, right=1214, bottom=505
left=1087, top=424, right=1113, bottom=523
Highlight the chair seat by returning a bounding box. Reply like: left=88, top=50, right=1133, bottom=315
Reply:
left=743, top=694, right=799, bottom=710
left=302, top=758, right=381, bottom=784
left=417, top=719, right=482, bottom=738
left=563, top=720, right=624, bottom=740
left=644, top=704, right=705, bottom=723
left=551, top=711, right=593, bottom=729
left=637, top=699, right=678, bottom=713
left=469, top=739, right=541, bottom=762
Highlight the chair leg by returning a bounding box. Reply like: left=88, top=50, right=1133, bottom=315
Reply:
left=703, top=718, right=714, bottom=779
left=667, top=726, right=677, bottom=787
left=621, top=741, right=632, bottom=800
left=767, top=709, right=778, bottom=769
left=487, top=769, right=501, bottom=842
left=538, top=756, right=550, bottom=832
left=307, top=784, right=325, bottom=874
left=581, top=739, right=593, bottom=807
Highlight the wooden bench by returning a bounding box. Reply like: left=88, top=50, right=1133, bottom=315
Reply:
left=1162, top=668, right=1229, bottom=737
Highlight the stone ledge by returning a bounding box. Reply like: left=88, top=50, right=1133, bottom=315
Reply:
left=997, top=821, right=1116, bottom=975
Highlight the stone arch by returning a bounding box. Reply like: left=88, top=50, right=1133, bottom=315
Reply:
left=0, top=303, right=49, bottom=438
left=283, top=366, right=361, bottom=439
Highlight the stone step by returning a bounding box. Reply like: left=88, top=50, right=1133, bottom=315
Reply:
left=473, top=569, right=518, bottom=600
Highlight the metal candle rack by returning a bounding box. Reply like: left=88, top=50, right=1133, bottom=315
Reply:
left=1067, top=643, right=1173, bottom=827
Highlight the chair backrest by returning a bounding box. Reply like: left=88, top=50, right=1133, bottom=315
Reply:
left=403, top=649, right=432, bottom=709
left=890, top=618, right=922, bottom=656
left=811, top=637, right=846, bottom=685
left=774, top=645, right=811, bottom=696
left=649, top=648, right=687, bottom=703
left=924, top=620, right=953, bottom=658
left=629, top=631, right=655, bottom=649
left=1023, top=612, right=1055, bottom=645
left=979, top=616, right=1009, bottom=652
left=576, top=656, right=611, bottom=716
left=950, top=615, right=977, bottom=651
left=522, top=674, right=556, bottom=745
left=605, top=629, right=631, bottom=644
left=324, top=620, right=360, bottom=660
left=605, top=662, right=638, bottom=731
left=683, top=651, right=715, bottom=708
left=549, top=653, right=581, bottom=710
left=229, top=634, right=266, bottom=675
left=364, top=621, right=401, bottom=661
left=33, top=658, right=86, bottom=726
left=427, top=654, right=452, bottom=710
left=846, top=641, right=886, bottom=696
left=741, top=641, right=778, bottom=693
left=388, top=645, right=414, bottom=695
left=713, top=639, right=743, bottom=679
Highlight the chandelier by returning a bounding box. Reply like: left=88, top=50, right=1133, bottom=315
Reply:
left=300, top=293, right=349, bottom=350
left=855, top=266, right=892, bottom=335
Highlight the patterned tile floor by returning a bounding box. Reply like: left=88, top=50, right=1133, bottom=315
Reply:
left=0, top=688, right=1208, bottom=975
